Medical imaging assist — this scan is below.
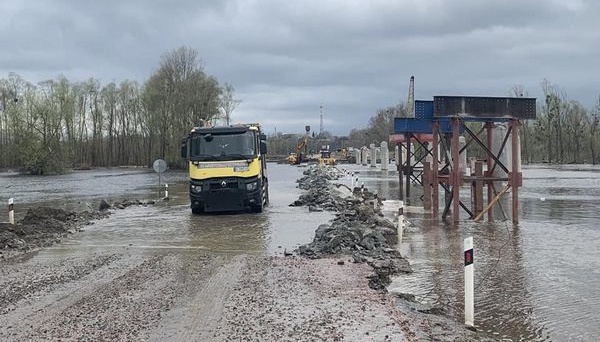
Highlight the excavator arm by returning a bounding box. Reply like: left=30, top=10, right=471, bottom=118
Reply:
left=293, top=136, right=309, bottom=165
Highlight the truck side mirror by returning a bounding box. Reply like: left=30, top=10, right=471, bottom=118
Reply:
left=259, top=133, right=267, bottom=141
left=181, top=137, right=188, bottom=158
left=260, top=141, right=268, bottom=154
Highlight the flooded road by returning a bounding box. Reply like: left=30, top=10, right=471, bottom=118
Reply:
left=0, top=163, right=331, bottom=258
left=337, top=163, right=600, bottom=342
left=2, top=162, right=599, bottom=341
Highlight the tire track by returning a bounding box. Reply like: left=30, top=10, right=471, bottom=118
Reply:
left=147, top=255, right=245, bottom=342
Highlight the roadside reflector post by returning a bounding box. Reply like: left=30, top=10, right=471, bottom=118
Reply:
left=8, top=198, right=14, bottom=225
left=164, top=184, right=169, bottom=199
left=397, top=203, right=404, bottom=245
left=464, top=236, right=475, bottom=328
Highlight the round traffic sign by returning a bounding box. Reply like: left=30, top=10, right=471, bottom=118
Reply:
left=153, top=159, right=167, bottom=173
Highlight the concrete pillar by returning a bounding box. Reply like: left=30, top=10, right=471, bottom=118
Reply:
left=473, top=161, right=484, bottom=215
left=486, top=123, right=494, bottom=222
left=492, top=123, right=511, bottom=221
left=406, top=143, right=412, bottom=167
left=511, top=119, right=522, bottom=224
left=361, top=147, right=368, bottom=166
left=370, top=143, right=376, bottom=168
left=459, top=136, right=467, bottom=174
left=394, top=145, right=400, bottom=167
left=451, top=118, right=461, bottom=223
left=423, top=161, right=431, bottom=210
left=355, top=148, right=362, bottom=165
left=381, top=141, right=389, bottom=170
left=492, top=123, right=511, bottom=181
left=432, top=122, right=440, bottom=219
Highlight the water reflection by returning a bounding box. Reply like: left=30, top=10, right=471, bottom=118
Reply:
left=338, top=163, right=599, bottom=342
left=10, top=164, right=331, bottom=261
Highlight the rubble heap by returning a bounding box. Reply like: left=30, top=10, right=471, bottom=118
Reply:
left=292, top=165, right=412, bottom=290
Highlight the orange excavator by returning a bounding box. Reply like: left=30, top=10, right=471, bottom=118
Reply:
left=287, top=125, right=311, bottom=165
left=288, top=135, right=309, bottom=165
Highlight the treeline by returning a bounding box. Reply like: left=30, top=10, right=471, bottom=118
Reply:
left=521, top=81, right=600, bottom=164
left=341, top=81, right=600, bottom=165
left=0, top=46, right=240, bottom=174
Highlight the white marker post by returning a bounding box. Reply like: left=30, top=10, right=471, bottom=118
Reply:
left=8, top=198, right=14, bottom=225
left=464, top=236, right=475, bottom=328
left=397, top=203, right=404, bottom=245
left=164, top=184, right=169, bottom=199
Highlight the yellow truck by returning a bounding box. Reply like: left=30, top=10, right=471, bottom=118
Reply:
left=180, top=123, right=269, bottom=213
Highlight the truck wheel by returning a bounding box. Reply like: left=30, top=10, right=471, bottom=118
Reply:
left=251, top=200, right=263, bottom=213
left=265, top=187, right=270, bottom=205
left=252, top=184, right=267, bottom=213
left=191, top=205, right=203, bottom=214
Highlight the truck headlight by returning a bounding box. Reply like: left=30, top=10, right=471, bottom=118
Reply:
left=191, top=184, right=202, bottom=193
left=246, top=181, right=258, bottom=191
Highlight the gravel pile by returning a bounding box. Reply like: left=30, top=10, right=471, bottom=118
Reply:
left=289, top=166, right=342, bottom=211
left=293, top=165, right=412, bottom=290
left=0, top=207, right=109, bottom=255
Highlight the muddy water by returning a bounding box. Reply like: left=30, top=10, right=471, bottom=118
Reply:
left=336, top=163, right=600, bottom=342
left=3, top=163, right=599, bottom=341
left=0, top=164, right=331, bottom=257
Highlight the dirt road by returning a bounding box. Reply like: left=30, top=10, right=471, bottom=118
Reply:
left=0, top=250, right=408, bottom=341
left=1, top=248, right=491, bottom=342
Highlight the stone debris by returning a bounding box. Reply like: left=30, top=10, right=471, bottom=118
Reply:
left=99, top=199, right=156, bottom=211
left=293, top=165, right=412, bottom=290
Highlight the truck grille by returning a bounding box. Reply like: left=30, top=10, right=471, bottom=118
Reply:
left=205, top=179, right=244, bottom=211
left=208, top=179, right=240, bottom=190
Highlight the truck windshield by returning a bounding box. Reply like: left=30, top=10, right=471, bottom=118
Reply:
left=190, top=131, right=256, bottom=161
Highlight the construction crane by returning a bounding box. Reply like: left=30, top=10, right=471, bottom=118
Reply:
left=407, top=76, right=415, bottom=117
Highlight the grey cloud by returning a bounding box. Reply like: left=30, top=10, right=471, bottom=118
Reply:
left=1, top=0, right=599, bottom=135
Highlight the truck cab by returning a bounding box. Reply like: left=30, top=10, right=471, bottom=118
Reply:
left=181, top=124, right=269, bottom=213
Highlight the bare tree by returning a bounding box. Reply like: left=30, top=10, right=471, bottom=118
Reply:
left=565, top=101, right=586, bottom=163
left=143, top=46, right=222, bottom=164
left=220, top=83, right=241, bottom=125
left=590, top=96, right=600, bottom=164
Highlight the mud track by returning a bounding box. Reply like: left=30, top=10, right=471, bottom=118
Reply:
left=0, top=249, right=413, bottom=341
left=1, top=248, right=491, bottom=342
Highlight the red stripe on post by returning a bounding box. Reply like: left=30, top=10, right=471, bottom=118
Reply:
left=464, top=249, right=474, bottom=266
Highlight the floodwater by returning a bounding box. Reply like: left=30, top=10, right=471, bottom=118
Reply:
left=2, top=163, right=599, bottom=341
left=337, top=163, right=600, bottom=342
left=0, top=163, right=331, bottom=257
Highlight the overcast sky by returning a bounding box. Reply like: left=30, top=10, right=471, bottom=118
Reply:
left=1, top=0, right=598, bottom=135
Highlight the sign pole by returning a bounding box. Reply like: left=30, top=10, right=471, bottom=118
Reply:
left=153, top=159, right=168, bottom=199
left=158, top=172, right=161, bottom=197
